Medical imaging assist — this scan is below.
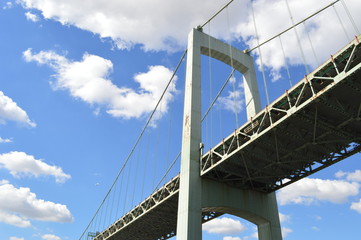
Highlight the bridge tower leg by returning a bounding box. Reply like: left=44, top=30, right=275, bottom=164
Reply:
left=176, top=28, right=203, bottom=240
left=202, top=179, right=283, bottom=240
left=177, top=28, right=282, bottom=240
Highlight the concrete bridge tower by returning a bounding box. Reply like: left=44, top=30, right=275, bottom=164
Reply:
left=176, top=28, right=283, bottom=240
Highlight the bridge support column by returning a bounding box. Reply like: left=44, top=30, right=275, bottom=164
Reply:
left=177, top=28, right=282, bottom=240
left=176, top=29, right=203, bottom=240
left=202, top=178, right=282, bottom=240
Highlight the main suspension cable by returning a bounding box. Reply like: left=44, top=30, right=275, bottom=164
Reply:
left=248, top=0, right=340, bottom=53
left=202, top=69, right=236, bottom=122
left=200, top=0, right=235, bottom=29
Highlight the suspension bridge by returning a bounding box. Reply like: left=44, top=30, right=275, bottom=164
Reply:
left=80, top=1, right=361, bottom=240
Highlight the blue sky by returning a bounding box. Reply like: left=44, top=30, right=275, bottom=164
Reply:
left=0, top=1, right=360, bottom=240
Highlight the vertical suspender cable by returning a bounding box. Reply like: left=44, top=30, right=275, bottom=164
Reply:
left=247, top=0, right=340, bottom=53
left=152, top=100, right=163, bottom=191
left=122, top=155, right=132, bottom=216
left=131, top=142, right=141, bottom=208
left=285, top=0, right=310, bottom=74
left=79, top=50, right=187, bottom=240
left=208, top=23, right=213, bottom=147
left=303, top=22, right=320, bottom=66
left=97, top=205, right=104, bottom=233
left=227, top=7, right=239, bottom=128
left=340, top=0, right=360, bottom=35
left=165, top=82, right=174, bottom=183
left=93, top=205, right=100, bottom=234
left=109, top=178, right=117, bottom=226
left=102, top=194, right=110, bottom=229
left=115, top=163, right=125, bottom=219
left=219, top=109, right=223, bottom=141
left=279, top=36, right=293, bottom=87
left=88, top=219, right=94, bottom=239
left=141, top=131, right=150, bottom=199
left=333, top=5, right=350, bottom=41
left=251, top=0, right=270, bottom=106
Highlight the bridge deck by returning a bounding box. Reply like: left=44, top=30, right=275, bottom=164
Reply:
left=94, top=35, right=361, bottom=240
left=93, top=176, right=220, bottom=240
left=201, top=35, right=361, bottom=192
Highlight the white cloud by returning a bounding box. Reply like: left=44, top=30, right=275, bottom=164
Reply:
left=0, top=210, right=31, bottom=228
left=250, top=231, right=258, bottom=239
left=336, top=170, right=361, bottom=182
left=235, top=0, right=361, bottom=81
left=242, top=231, right=258, bottom=240
left=0, top=151, right=71, bottom=183
left=42, top=234, right=61, bottom=240
left=17, top=0, right=361, bottom=78
left=203, top=217, right=246, bottom=235
left=223, top=236, right=241, bottom=240
left=351, top=199, right=361, bottom=214
left=0, top=179, right=9, bottom=184
left=18, top=0, right=249, bottom=52
left=23, top=48, right=177, bottom=120
left=0, top=137, right=12, bottom=143
left=0, top=180, right=73, bottom=225
left=9, top=237, right=25, bottom=240
left=311, top=226, right=320, bottom=231
left=2, top=2, right=13, bottom=10
left=279, top=213, right=290, bottom=223
left=278, top=177, right=359, bottom=205
left=282, top=227, right=293, bottom=238
left=218, top=89, right=244, bottom=114
left=25, top=11, right=39, bottom=22
left=278, top=214, right=292, bottom=238
left=0, top=91, right=36, bottom=127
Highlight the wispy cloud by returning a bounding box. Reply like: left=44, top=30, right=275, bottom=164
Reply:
left=9, top=237, right=25, bottom=240
left=2, top=2, right=13, bottom=10
left=25, top=11, right=39, bottom=22
left=42, top=234, right=62, bottom=240
left=0, top=137, right=12, bottom=143
left=282, top=227, right=293, bottom=238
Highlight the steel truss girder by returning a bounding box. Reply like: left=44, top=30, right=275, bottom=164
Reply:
left=201, top=35, right=361, bottom=192
left=93, top=176, right=222, bottom=240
